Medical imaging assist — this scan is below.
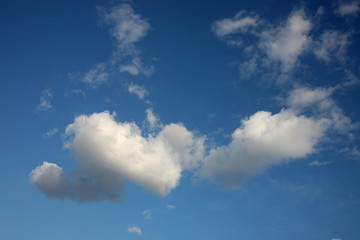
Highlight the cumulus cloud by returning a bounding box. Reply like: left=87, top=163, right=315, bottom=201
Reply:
left=119, top=57, right=154, bottom=76
left=37, top=88, right=53, bottom=111
left=97, top=4, right=150, bottom=54
left=127, top=83, right=149, bottom=100
left=336, top=0, right=360, bottom=16
left=128, top=225, right=142, bottom=235
left=30, top=110, right=205, bottom=202
left=199, top=109, right=329, bottom=187
left=82, top=63, right=109, bottom=88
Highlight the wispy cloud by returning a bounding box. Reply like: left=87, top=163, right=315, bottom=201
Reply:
left=127, top=83, right=149, bottom=100
left=166, top=204, right=175, bottom=210
left=142, top=210, right=151, bottom=219
left=119, top=57, right=154, bottom=76
left=128, top=225, right=142, bottom=235
left=37, top=88, right=53, bottom=112
left=213, top=6, right=357, bottom=84
left=97, top=4, right=150, bottom=54
left=75, top=4, right=153, bottom=88
left=335, top=0, right=360, bottom=17
left=82, top=63, right=109, bottom=88
left=309, top=160, right=332, bottom=166
left=43, top=128, right=58, bottom=138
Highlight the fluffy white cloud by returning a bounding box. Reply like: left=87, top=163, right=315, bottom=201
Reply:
left=97, top=4, right=150, bottom=53
left=259, top=10, right=312, bottom=72
left=119, top=57, right=154, bottom=76
left=199, top=109, right=329, bottom=188
left=37, top=88, right=53, bottom=111
left=30, top=162, right=69, bottom=199
left=128, top=225, right=142, bottom=235
left=82, top=63, right=109, bottom=88
left=30, top=110, right=205, bottom=202
left=336, top=0, right=360, bottom=16
left=127, top=83, right=149, bottom=100
left=313, top=30, right=350, bottom=63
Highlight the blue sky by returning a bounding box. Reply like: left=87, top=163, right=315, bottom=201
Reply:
left=1, top=0, right=360, bottom=239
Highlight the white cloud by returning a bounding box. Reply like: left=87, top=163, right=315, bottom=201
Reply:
left=43, top=128, right=58, bottom=138
left=30, top=110, right=205, bottom=202
left=146, top=108, right=159, bottom=129
left=199, top=109, right=329, bottom=187
left=286, top=86, right=355, bottom=135
left=313, top=30, right=350, bottom=63
left=259, top=9, right=312, bottom=72
left=166, top=204, right=175, bottom=209
left=37, top=89, right=53, bottom=111
left=82, top=63, right=109, bottom=88
left=127, top=83, right=149, bottom=100
left=30, top=162, right=69, bottom=199
left=336, top=0, right=360, bottom=16
left=119, top=57, right=154, bottom=76
left=212, top=10, right=260, bottom=45
left=332, top=238, right=342, bottom=240
left=142, top=210, right=151, bottom=219
left=128, top=225, right=142, bottom=235
left=309, top=160, right=332, bottom=166
left=97, top=4, right=150, bottom=54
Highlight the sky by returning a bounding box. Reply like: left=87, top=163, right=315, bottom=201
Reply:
left=1, top=0, right=360, bottom=239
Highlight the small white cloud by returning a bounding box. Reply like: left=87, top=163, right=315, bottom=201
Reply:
left=212, top=10, right=260, bottom=38
left=166, top=204, right=175, bottom=209
left=37, top=89, right=53, bottom=111
left=309, top=160, right=332, bottom=166
left=97, top=4, right=150, bottom=53
left=127, top=83, right=149, bottom=100
left=43, top=128, right=58, bottom=138
left=30, top=162, right=69, bottom=199
left=128, top=225, right=142, bottom=235
left=120, top=58, right=154, bottom=76
left=332, top=238, right=342, bottom=240
left=259, top=9, right=312, bottom=72
left=82, top=63, right=109, bottom=88
left=146, top=108, right=159, bottom=129
left=336, top=0, right=360, bottom=17
left=142, top=210, right=151, bottom=219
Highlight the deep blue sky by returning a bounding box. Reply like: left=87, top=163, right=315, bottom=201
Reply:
left=1, top=0, right=360, bottom=239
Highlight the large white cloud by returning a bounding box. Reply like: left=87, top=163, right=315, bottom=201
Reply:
left=30, top=110, right=205, bottom=202
left=198, top=109, right=329, bottom=187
